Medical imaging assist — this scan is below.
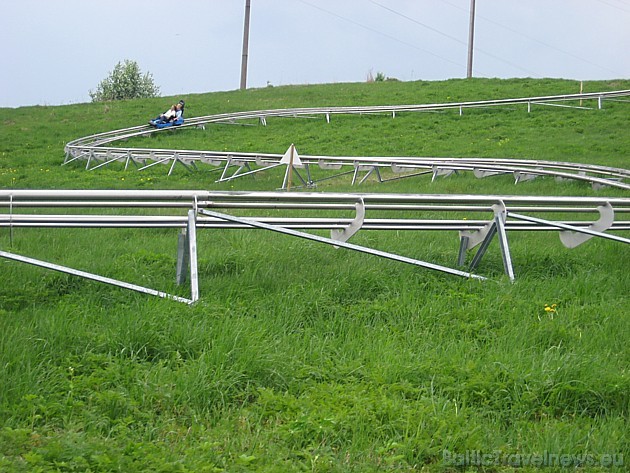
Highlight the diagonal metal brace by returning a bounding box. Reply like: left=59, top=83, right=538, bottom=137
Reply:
left=468, top=222, right=497, bottom=271
left=198, top=208, right=486, bottom=280
left=0, top=249, right=193, bottom=304
left=508, top=209, right=630, bottom=246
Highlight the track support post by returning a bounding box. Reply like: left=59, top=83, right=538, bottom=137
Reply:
left=461, top=201, right=514, bottom=280
left=175, top=210, right=200, bottom=302
left=176, top=228, right=189, bottom=286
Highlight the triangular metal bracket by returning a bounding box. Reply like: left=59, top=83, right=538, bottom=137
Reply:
left=463, top=201, right=515, bottom=280
left=514, top=169, right=541, bottom=184
left=432, top=166, right=458, bottom=182
left=281, top=165, right=308, bottom=190
left=473, top=168, right=506, bottom=179
left=459, top=219, right=495, bottom=253
left=352, top=163, right=382, bottom=185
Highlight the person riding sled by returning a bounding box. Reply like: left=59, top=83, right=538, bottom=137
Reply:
left=149, top=100, right=185, bottom=127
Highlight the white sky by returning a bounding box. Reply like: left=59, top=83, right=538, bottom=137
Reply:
left=1, top=0, right=629, bottom=108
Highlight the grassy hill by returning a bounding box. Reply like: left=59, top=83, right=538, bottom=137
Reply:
left=1, top=78, right=629, bottom=471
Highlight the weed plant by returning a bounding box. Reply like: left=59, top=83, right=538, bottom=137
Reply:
left=0, top=78, right=629, bottom=471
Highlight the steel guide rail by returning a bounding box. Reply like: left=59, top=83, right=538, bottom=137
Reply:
left=2, top=189, right=629, bottom=304
left=3, top=216, right=630, bottom=232
left=6, top=90, right=630, bottom=302
left=67, top=147, right=630, bottom=183
left=65, top=89, right=630, bottom=149
left=63, top=90, right=630, bottom=190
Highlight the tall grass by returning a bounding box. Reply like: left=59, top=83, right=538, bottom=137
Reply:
left=0, top=78, right=629, bottom=471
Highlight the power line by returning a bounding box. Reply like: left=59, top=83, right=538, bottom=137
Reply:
left=295, top=0, right=466, bottom=71
left=594, top=0, right=630, bottom=14
left=369, top=0, right=466, bottom=46
left=441, top=0, right=624, bottom=76
left=369, top=0, right=539, bottom=77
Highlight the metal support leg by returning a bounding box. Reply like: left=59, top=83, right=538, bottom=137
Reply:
left=468, top=202, right=514, bottom=280
left=187, top=210, right=199, bottom=302
left=124, top=152, right=133, bottom=171
left=457, top=235, right=470, bottom=266
left=176, top=228, right=189, bottom=285
left=291, top=168, right=308, bottom=187
left=304, top=163, right=315, bottom=187
left=494, top=209, right=515, bottom=281
left=168, top=154, right=180, bottom=176
left=351, top=167, right=360, bottom=186
left=220, top=158, right=234, bottom=181
left=281, top=165, right=290, bottom=190
left=468, top=222, right=497, bottom=271
left=85, top=150, right=94, bottom=170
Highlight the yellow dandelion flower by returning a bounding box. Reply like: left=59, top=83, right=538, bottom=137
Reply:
left=544, top=303, right=558, bottom=314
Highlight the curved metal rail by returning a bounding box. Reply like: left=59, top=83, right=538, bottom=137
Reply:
left=4, top=90, right=629, bottom=303
left=63, top=90, right=630, bottom=190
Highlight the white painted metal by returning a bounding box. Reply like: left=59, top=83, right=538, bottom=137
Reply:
left=558, top=202, right=615, bottom=248
left=493, top=202, right=515, bottom=281
left=331, top=198, right=365, bottom=243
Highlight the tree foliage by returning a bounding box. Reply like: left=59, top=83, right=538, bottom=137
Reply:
left=90, top=60, right=160, bottom=102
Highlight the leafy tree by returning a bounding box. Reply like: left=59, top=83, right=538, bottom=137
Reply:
left=90, top=60, right=160, bottom=102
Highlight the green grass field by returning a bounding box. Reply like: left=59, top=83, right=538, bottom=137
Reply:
left=1, top=78, right=629, bottom=471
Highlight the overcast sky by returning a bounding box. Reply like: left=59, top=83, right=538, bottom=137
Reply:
left=1, top=0, right=629, bottom=108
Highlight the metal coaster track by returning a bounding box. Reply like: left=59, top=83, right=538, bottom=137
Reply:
left=2, top=189, right=629, bottom=304
left=2, top=90, right=628, bottom=303
left=63, top=90, right=630, bottom=190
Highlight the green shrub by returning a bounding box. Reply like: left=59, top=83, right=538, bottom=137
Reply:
left=89, top=60, right=160, bottom=102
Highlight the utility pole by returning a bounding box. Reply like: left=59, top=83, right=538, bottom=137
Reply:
left=466, top=0, right=476, bottom=78
left=240, top=0, right=252, bottom=90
